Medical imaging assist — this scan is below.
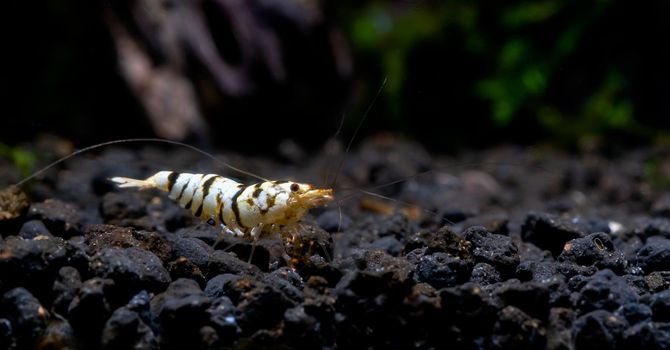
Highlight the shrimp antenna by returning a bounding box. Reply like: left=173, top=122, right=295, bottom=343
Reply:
left=332, top=158, right=555, bottom=226
left=322, top=111, right=347, bottom=187
left=335, top=188, right=457, bottom=227
left=335, top=160, right=553, bottom=194
left=329, top=76, right=388, bottom=188
left=15, top=138, right=269, bottom=187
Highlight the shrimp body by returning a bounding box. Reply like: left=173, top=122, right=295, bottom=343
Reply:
left=110, top=171, right=333, bottom=237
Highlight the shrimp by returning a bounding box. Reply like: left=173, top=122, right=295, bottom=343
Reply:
left=110, top=171, right=334, bottom=238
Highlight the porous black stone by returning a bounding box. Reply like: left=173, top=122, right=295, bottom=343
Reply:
left=470, top=262, right=502, bottom=285
left=18, top=220, right=52, bottom=239
left=572, top=310, right=628, bottom=349
left=650, top=289, right=670, bottom=322
left=67, top=278, right=115, bottom=347
left=0, top=236, right=87, bottom=298
left=616, top=303, right=652, bottom=325
left=152, top=279, right=213, bottom=349
left=101, top=307, right=157, bottom=350
left=27, top=199, right=84, bottom=237
left=207, top=250, right=261, bottom=279
left=635, top=236, right=670, bottom=273
left=414, top=252, right=471, bottom=288
left=168, top=236, right=211, bottom=270
left=90, top=247, right=170, bottom=296
left=52, top=266, right=82, bottom=316
left=558, top=232, right=627, bottom=273
left=1, top=287, right=48, bottom=348
left=521, top=212, right=585, bottom=257
left=623, top=321, right=670, bottom=349
left=464, top=225, right=520, bottom=275
left=207, top=296, right=239, bottom=344
left=491, top=305, right=546, bottom=349
left=570, top=269, right=638, bottom=313
left=39, top=318, right=76, bottom=350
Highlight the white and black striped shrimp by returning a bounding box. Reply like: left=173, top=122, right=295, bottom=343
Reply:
left=110, top=171, right=334, bottom=238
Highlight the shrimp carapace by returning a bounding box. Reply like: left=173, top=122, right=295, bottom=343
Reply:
left=110, top=171, right=334, bottom=238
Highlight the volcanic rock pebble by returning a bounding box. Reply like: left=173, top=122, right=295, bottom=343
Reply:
left=52, top=266, right=83, bottom=316
left=90, top=247, right=171, bottom=297
left=27, top=199, right=86, bottom=237
left=99, top=190, right=148, bottom=222
left=167, top=256, right=206, bottom=286
left=464, top=225, right=520, bottom=275
left=0, top=318, right=11, bottom=350
left=67, top=278, right=115, bottom=346
left=0, top=185, right=29, bottom=223
left=650, top=289, right=670, bottom=322
left=616, top=303, right=653, bottom=325
left=204, top=274, right=239, bottom=299
left=363, top=235, right=404, bottom=256
left=207, top=250, right=262, bottom=279
left=294, top=276, right=337, bottom=347
left=235, top=278, right=297, bottom=334
left=1, top=287, right=49, bottom=348
left=283, top=306, right=320, bottom=346
left=406, top=225, right=471, bottom=257
left=126, top=290, right=154, bottom=329
left=175, top=223, right=221, bottom=246
left=206, top=296, right=239, bottom=344
left=546, top=307, right=575, bottom=350
left=85, top=224, right=172, bottom=262
left=570, top=269, right=639, bottom=313
left=470, top=262, right=502, bottom=285
left=17, top=220, right=53, bottom=239
left=494, top=280, right=552, bottom=319
left=316, top=210, right=353, bottom=233
left=516, top=260, right=555, bottom=282
left=101, top=190, right=182, bottom=231
left=337, top=249, right=413, bottom=289
left=635, top=236, right=670, bottom=273
left=558, top=232, right=627, bottom=273
left=491, top=305, right=546, bottom=349
left=151, top=278, right=213, bottom=348
left=572, top=310, right=628, bottom=349
left=414, top=252, right=471, bottom=288
left=461, top=212, right=510, bottom=236
left=623, top=321, right=670, bottom=349
left=38, top=317, right=76, bottom=350
left=101, top=303, right=157, bottom=350
left=212, top=235, right=276, bottom=271
left=333, top=249, right=425, bottom=348
left=167, top=235, right=211, bottom=270
left=439, top=283, right=499, bottom=344
left=521, top=212, right=585, bottom=257
left=630, top=217, right=670, bottom=239
left=261, top=272, right=305, bottom=304
left=283, top=225, right=334, bottom=267
left=0, top=235, right=87, bottom=298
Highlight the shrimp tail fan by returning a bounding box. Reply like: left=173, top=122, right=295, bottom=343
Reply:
left=109, top=176, right=154, bottom=189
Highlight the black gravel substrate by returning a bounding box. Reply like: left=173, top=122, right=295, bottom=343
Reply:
left=1, top=136, right=670, bottom=349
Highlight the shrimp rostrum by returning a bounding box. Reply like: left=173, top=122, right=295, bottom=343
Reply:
left=110, top=171, right=334, bottom=238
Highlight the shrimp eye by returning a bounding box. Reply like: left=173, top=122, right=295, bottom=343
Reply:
left=290, top=183, right=300, bottom=192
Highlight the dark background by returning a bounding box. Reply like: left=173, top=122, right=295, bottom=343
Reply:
left=2, top=0, right=670, bottom=155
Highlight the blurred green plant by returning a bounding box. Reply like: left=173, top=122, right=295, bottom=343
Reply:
left=349, top=3, right=452, bottom=114
left=538, top=70, right=646, bottom=146
left=0, top=143, right=37, bottom=179
left=644, top=157, right=670, bottom=191
left=341, top=0, right=660, bottom=147
left=476, top=0, right=606, bottom=127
